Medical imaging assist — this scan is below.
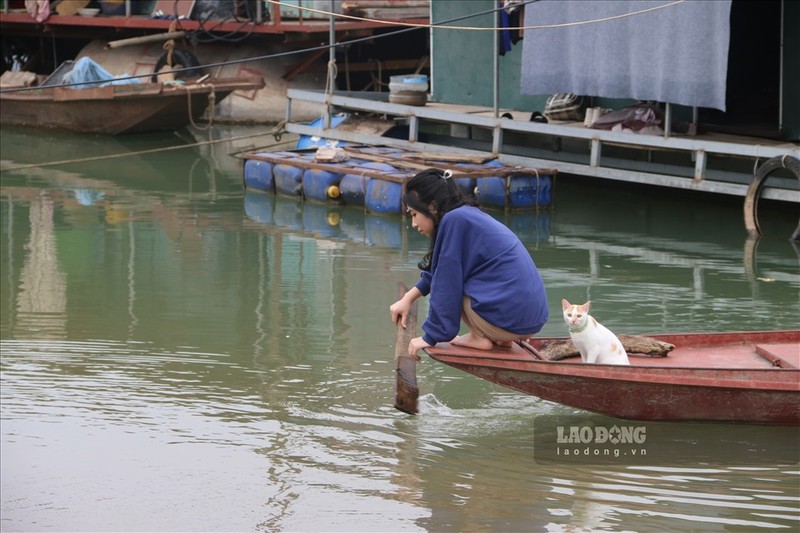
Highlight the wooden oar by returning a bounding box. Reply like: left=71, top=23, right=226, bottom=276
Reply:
left=394, top=281, right=419, bottom=414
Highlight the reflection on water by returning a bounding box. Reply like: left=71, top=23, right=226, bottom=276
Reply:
left=244, top=191, right=554, bottom=253
left=15, top=191, right=67, bottom=339
left=1, top=126, right=798, bottom=531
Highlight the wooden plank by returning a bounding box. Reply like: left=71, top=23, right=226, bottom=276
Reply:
left=394, top=282, right=419, bottom=415
left=756, top=343, right=800, bottom=368
left=346, top=146, right=557, bottom=177
left=405, top=152, right=497, bottom=164
left=343, top=147, right=434, bottom=173
left=242, top=151, right=413, bottom=183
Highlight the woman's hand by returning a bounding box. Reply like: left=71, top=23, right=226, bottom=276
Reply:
left=389, top=286, right=422, bottom=328
left=407, top=336, right=432, bottom=360
left=390, top=298, right=410, bottom=328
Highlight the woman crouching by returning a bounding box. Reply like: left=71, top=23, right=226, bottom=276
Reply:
left=390, top=168, right=549, bottom=358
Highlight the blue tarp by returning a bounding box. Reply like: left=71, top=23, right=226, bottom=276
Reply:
left=63, top=57, right=141, bottom=89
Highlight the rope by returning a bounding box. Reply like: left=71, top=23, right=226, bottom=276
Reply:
left=162, top=20, right=179, bottom=74
left=322, top=58, right=338, bottom=126
left=0, top=131, right=286, bottom=172
left=310, top=58, right=338, bottom=139
left=184, top=84, right=216, bottom=131
left=163, top=37, right=175, bottom=68
left=269, top=119, right=288, bottom=142
left=326, top=59, right=338, bottom=95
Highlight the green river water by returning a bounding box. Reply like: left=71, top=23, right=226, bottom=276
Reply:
left=1, top=125, right=798, bottom=532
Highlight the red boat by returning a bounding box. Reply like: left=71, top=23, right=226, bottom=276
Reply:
left=424, top=330, right=800, bottom=425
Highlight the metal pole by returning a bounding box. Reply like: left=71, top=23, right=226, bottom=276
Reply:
left=493, top=3, right=500, bottom=118
left=778, top=0, right=785, bottom=132
left=107, top=32, right=187, bottom=49
left=325, top=0, right=336, bottom=129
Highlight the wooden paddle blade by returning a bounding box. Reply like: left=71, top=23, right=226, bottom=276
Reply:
left=394, top=282, right=419, bottom=414
left=394, top=356, right=419, bottom=414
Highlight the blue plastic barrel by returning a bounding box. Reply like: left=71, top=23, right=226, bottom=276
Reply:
left=454, top=176, right=476, bottom=198
left=303, top=167, right=343, bottom=203
left=473, top=160, right=507, bottom=208
left=364, top=162, right=402, bottom=214
left=507, top=174, right=553, bottom=208
left=339, top=162, right=378, bottom=206
left=243, top=158, right=274, bottom=193
left=475, top=161, right=553, bottom=209
left=274, top=162, right=305, bottom=197
left=536, top=175, right=553, bottom=205
left=366, top=179, right=403, bottom=214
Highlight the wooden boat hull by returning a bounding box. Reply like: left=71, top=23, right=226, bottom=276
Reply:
left=425, top=330, right=800, bottom=424
left=0, top=77, right=264, bottom=135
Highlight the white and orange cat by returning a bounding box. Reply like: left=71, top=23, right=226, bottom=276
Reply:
left=562, top=299, right=629, bottom=365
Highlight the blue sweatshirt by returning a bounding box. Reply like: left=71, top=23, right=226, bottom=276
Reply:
left=415, top=205, right=549, bottom=345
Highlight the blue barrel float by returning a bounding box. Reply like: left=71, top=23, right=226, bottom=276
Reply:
left=274, top=154, right=310, bottom=197
left=303, top=167, right=344, bottom=203
left=243, top=146, right=555, bottom=212
left=364, top=162, right=402, bottom=214
left=340, top=161, right=398, bottom=208
left=243, top=157, right=274, bottom=193
left=475, top=160, right=553, bottom=209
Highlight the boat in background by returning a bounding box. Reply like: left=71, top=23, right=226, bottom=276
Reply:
left=424, top=329, right=800, bottom=425
left=0, top=76, right=265, bottom=135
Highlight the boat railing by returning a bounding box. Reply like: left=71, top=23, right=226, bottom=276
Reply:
left=0, top=1, right=429, bottom=36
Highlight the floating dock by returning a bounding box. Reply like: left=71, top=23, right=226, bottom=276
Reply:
left=281, top=89, right=800, bottom=205
left=242, top=145, right=556, bottom=214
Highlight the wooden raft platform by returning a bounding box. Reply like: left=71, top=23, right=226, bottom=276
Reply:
left=242, top=145, right=558, bottom=184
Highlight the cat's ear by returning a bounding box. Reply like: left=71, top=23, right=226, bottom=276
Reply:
left=561, top=299, right=570, bottom=310
left=583, top=301, right=591, bottom=311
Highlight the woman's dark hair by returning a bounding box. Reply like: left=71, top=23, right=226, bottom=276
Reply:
left=404, top=168, right=476, bottom=270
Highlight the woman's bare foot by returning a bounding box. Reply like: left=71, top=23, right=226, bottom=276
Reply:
left=451, top=332, right=493, bottom=351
